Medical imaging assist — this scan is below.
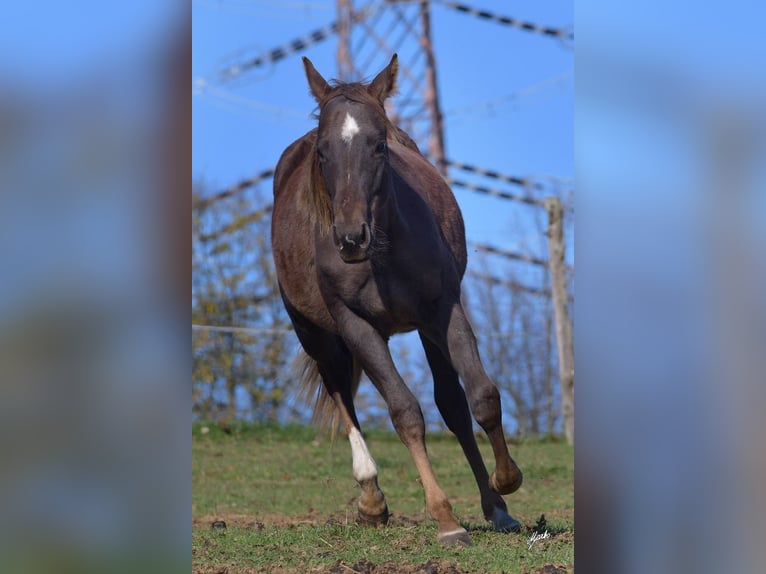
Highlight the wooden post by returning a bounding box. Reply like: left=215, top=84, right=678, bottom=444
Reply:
left=545, top=197, right=574, bottom=445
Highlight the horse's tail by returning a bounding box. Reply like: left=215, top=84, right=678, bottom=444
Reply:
left=294, top=350, right=361, bottom=439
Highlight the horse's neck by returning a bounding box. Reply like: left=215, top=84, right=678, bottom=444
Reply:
left=375, top=169, right=406, bottom=235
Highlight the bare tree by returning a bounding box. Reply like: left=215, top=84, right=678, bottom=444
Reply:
left=192, top=180, right=293, bottom=422
left=463, top=256, right=560, bottom=437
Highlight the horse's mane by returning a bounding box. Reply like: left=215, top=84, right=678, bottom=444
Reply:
left=303, top=147, right=333, bottom=236
left=301, top=81, right=421, bottom=236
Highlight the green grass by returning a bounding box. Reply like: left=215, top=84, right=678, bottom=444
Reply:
left=192, top=422, right=573, bottom=573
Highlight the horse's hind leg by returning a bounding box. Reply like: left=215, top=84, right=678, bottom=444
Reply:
left=430, top=302, right=523, bottom=497
left=420, top=334, right=522, bottom=533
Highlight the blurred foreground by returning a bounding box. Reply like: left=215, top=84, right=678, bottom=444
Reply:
left=0, top=2, right=189, bottom=573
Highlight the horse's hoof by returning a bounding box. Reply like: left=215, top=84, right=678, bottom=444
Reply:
left=490, top=468, right=523, bottom=495
left=490, top=507, right=521, bottom=533
left=437, top=528, right=472, bottom=547
left=357, top=506, right=389, bottom=527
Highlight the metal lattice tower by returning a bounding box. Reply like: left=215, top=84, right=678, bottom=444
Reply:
left=336, top=0, right=447, bottom=175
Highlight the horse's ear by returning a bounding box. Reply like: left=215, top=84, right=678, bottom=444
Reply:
left=368, top=54, right=398, bottom=105
left=303, top=57, right=331, bottom=103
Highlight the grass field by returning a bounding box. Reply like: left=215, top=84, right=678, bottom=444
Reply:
left=192, top=422, right=573, bottom=573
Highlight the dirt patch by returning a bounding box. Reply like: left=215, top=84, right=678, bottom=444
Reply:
left=193, top=562, right=572, bottom=574
left=193, top=511, right=433, bottom=531
left=193, top=560, right=468, bottom=574
left=525, top=565, right=571, bottom=574
left=324, top=558, right=468, bottom=574
left=194, top=511, right=330, bottom=530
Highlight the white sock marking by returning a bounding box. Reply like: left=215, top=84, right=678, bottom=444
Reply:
left=349, top=427, right=378, bottom=482
left=341, top=112, right=360, bottom=144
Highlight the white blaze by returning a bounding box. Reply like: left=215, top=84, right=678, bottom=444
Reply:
left=341, top=112, right=360, bottom=144
left=348, top=427, right=378, bottom=482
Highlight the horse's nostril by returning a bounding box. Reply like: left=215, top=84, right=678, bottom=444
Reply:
left=334, top=223, right=371, bottom=258
left=360, top=222, right=371, bottom=248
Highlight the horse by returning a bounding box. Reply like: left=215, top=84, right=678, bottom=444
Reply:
left=271, top=54, right=523, bottom=546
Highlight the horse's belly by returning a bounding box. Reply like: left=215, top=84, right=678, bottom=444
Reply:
left=350, top=278, right=437, bottom=337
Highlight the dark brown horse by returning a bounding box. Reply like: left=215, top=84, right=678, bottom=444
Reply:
left=271, top=55, right=523, bottom=546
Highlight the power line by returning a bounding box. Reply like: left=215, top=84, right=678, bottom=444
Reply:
left=217, top=7, right=373, bottom=82
left=445, top=158, right=548, bottom=191
left=194, top=162, right=560, bottom=214
left=198, top=205, right=273, bottom=243
left=194, top=169, right=275, bottom=210
left=194, top=81, right=310, bottom=122
left=194, top=0, right=334, bottom=14
left=447, top=178, right=544, bottom=206
left=193, top=324, right=293, bottom=335
left=435, top=1, right=573, bottom=40
left=444, top=69, right=574, bottom=118
left=194, top=161, right=570, bottom=224
left=445, top=157, right=575, bottom=207
left=192, top=321, right=535, bottom=340
left=467, top=271, right=552, bottom=298
left=468, top=272, right=573, bottom=303
left=470, top=241, right=574, bottom=274
left=469, top=242, right=549, bottom=267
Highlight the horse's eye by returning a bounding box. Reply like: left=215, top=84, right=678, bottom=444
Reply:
left=316, top=147, right=326, bottom=163
left=375, top=141, right=387, bottom=155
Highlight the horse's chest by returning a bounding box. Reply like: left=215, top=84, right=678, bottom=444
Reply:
left=333, top=263, right=441, bottom=333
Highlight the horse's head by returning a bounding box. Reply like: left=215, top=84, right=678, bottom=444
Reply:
left=303, top=55, right=399, bottom=263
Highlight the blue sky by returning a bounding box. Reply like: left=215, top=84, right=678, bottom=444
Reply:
left=192, top=1, right=574, bottom=270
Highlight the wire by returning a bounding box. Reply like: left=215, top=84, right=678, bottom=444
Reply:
left=448, top=178, right=544, bottom=206
left=194, top=81, right=310, bottom=122
left=194, top=169, right=275, bottom=210
left=216, top=7, right=374, bottom=82
left=192, top=321, right=537, bottom=340
left=197, top=206, right=273, bottom=243
left=194, top=0, right=334, bottom=18
left=467, top=271, right=552, bottom=298
left=193, top=324, right=293, bottom=335
left=469, top=242, right=549, bottom=267
left=446, top=159, right=546, bottom=191
left=444, top=69, right=574, bottom=118
left=435, top=1, right=573, bottom=40
left=443, top=160, right=575, bottom=209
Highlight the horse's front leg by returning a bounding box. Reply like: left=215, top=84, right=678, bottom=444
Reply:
left=320, top=368, right=389, bottom=527
left=286, top=305, right=389, bottom=525
left=324, top=402, right=388, bottom=526
left=332, top=306, right=471, bottom=546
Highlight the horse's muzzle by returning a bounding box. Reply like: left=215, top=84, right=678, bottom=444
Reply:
left=333, top=222, right=372, bottom=263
